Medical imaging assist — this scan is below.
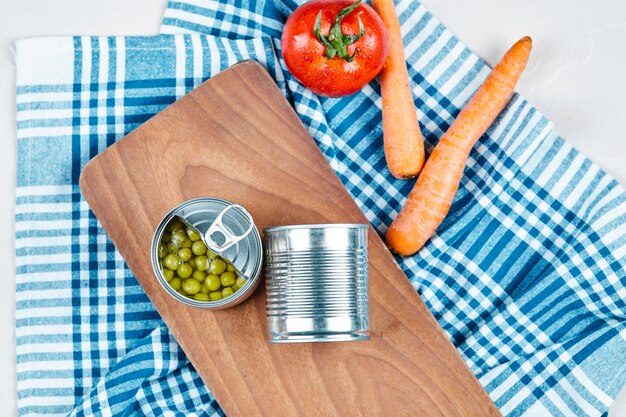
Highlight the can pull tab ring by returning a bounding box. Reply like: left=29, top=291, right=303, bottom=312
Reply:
left=204, top=204, right=254, bottom=253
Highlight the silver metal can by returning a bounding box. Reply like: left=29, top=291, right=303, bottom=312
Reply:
left=264, top=224, right=369, bottom=343
left=151, top=197, right=263, bottom=309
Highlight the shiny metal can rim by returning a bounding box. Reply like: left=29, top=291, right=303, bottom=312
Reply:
left=263, top=223, right=368, bottom=233
left=268, top=332, right=370, bottom=344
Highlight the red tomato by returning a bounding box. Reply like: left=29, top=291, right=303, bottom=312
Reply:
left=281, top=0, right=389, bottom=97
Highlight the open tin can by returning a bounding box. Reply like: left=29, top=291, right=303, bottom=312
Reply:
left=151, top=197, right=263, bottom=309
left=264, top=224, right=370, bottom=343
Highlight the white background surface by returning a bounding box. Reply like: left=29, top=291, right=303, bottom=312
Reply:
left=0, top=0, right=624, bottom=415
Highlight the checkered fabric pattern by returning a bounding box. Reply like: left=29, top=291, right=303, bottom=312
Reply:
left=16, top=35, right=278, bottom=417
left=15, top=0, right=626, bottom=416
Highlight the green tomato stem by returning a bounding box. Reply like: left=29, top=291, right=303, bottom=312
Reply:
left=313, top=0, right=365, bottom=62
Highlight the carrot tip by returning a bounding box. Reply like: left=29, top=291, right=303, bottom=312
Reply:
left=390, top=171, right=418, bottom=180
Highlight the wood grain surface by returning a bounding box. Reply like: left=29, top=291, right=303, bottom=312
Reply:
left=79, top=60, right=501, bottom=417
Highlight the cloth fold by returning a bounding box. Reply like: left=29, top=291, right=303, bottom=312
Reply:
left=14, top=1, right=626, bottom=416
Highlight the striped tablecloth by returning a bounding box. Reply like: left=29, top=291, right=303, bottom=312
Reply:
left=15, top=0, right=626, bottom=415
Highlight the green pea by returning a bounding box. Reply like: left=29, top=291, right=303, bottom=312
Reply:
left=182, top=279, right=201, bottom=295
left=177, top=263, right=193, bottom=278
left=226, top=264, right=235, bottom=272
left=161, top=231, right=171, bottom=243
left=187, top=227, right=201, bottom=241
left=163, top=254, right=182, bottom=270
left=199, top=284, right=210, bottom=294
left=192, top=270, right=206, bottom=281
left=171, top=229, right=187, bottom=246
left=166, top=220, right=183, bottom=233
left=220, top=271, right=236, bottom=287
left=162, top=268, right=174, bottom=282
left=191, top=241, right=207, bottom=256
left=157, top=244, right=168, bottom=259
left=209, top=258, right=226, bottom=275
left=178, top=247, right=192, bottom=262
left=233, top=276, right=247, bottom=291
left=205, top=274, right=221, bottom=291
left=195, top=255, right=208, bottom=271
left=194, top=293, right=210, bottom=301
left=169, top=277, right=182, bottom=291
left=168, top=241, right=181, bottom=251
left=209, top=291, right=223, bottom=301
left=222, top=287, right=234, bottom=298
left=181, top=239, right=192, bottom=248
left=206, top=249, right=218, bottom=260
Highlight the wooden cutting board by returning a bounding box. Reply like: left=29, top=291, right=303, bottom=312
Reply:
left=80, top=60, right=500, bottom=417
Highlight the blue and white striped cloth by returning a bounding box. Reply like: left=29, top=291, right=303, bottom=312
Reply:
left=15, top=0, right=626, bottom=416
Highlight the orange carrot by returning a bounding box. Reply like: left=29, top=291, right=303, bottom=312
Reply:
left=372, top=0, right=424, bottom=179
left=386, top=36, right=532, bottom=256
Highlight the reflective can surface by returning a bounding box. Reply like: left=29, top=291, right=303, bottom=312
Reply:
left=264, top=224, right=370, bottom=343
left=151, top=197, right=263, bottom=309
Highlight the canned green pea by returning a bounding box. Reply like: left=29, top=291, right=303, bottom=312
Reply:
left=151, top=197, right=262, bottom=309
